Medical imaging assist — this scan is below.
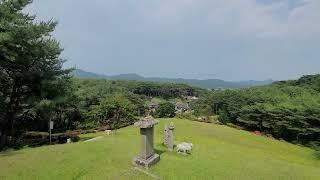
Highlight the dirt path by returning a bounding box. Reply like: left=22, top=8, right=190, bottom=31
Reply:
left=83, top=136, right=103, bottom=142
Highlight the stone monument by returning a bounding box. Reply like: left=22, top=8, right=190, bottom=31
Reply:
left=164, top=122, right=175, bottom=151
left=133, top=116, right=160, bottom=169
left=164, top=124, right=169, bottom=146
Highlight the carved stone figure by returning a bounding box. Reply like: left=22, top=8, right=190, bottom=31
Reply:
left=176, top=142, right=193, bottom=154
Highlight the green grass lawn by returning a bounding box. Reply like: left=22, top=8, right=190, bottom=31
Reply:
left=0, top=118, right=319, bottom=180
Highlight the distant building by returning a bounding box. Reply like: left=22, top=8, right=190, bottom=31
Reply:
left=175, top=102, right=189, bottom=113
left=148, top=102, right=158, bottom=112
left=214, top=87, right=225, bottom=91
left=190, top=96, right=199, bottom=100
left=183, top=96, right=199, bottom=102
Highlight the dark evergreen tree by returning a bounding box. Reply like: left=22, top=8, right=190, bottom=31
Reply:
left=0, top=0, right=71, bottom=148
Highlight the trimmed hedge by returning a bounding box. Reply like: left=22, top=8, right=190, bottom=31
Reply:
left=23, top=131, right=80, bottom=147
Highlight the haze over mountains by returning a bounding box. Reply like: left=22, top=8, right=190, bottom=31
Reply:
left=72, top=69, right=273, bottom=89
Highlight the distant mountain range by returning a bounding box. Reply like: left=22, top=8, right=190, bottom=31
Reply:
left=72, top=69, right=273, bottom=89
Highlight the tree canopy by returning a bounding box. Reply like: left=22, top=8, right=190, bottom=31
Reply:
left=0, top=0, right=71, bottom=148
left=192, top=75, right=320, bottom=147
left=87, top=94, right=137, bottom=131
left=153, top=101, right=176, bottom=118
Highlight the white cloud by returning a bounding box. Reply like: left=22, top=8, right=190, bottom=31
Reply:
left=138, top=0, right=319, bottom=39
left=287, top=0, right=320, bottom=37
left=24, top=0, right=320, bottom=80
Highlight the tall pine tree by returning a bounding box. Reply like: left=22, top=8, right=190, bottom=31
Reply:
left=0, top=0, right=71, bottom=147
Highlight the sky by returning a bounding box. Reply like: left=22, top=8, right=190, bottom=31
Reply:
left=26, top=0, right=320, bottom=81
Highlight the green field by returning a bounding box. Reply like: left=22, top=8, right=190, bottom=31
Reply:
left=0, top=118, right=319, bottom=180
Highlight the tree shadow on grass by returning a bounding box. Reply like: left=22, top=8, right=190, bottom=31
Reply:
left=0, top=150, right=23, bottom=157
left=313, top=150, right=320, bottom=160
left=154, top=149, right=165, bottom=155
left=72, top=169, right=88, bottom=180
left=79, top=136, right=97, bottom=142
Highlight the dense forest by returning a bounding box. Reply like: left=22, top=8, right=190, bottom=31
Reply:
left=71, top=79, right=204, bottom=130
left=192, top=74, right=320, bottom=147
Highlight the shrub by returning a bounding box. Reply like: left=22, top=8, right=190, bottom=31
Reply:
left=23, top=131, right=80, bottom=147
left=226, top=123, right=237, bottom=129
left=7, top=137, right=26, bottom=150
left=77, top=121, right=97, bottom=130
left=176, top=112, right=196, bottom=120
left=88, top=94, right=137, bottom=131
left=218, top=111, right=229, bottom=124
left=153, top=102, right=175, bottom=118
left=81, top=129, right=98, bottom=134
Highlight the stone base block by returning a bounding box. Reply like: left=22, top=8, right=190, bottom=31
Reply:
left=133, top=153, right=160, bottom=169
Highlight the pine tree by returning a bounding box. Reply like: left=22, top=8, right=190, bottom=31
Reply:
left=0, top=0, right=70, bottom=147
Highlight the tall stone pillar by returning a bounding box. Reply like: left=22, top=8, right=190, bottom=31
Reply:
left=168, top=122, right=175, bottom=151
left=133, top=116, right=160, bottom=169
left=164, top=122, right=175, bottom=151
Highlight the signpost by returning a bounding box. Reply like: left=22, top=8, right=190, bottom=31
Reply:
left=49, top=121, right=53, bottom=144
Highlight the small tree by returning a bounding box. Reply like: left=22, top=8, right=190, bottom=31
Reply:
left=153, top=102, right=175, bottom=118
left=89, top=95, right=136, bottom=133
left=218, top=111, right=230, bottom=124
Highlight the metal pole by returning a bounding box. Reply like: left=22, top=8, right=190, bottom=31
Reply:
left=49, top=121, right=52, bottom=145
left=49, top=127, right=51, bottom=145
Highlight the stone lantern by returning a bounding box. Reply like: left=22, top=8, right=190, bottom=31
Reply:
left=133, top=116, right=160, bottom=169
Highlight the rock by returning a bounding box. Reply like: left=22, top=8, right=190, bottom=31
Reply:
left=266, top=134, right=273, bottom=138
left=197, top=117, right=204, bottom=122
left=176, top=142, right=193, bottom=154
left=254, top=131, right=262, bottom=136
left=105, top=130, right=112, bottom=135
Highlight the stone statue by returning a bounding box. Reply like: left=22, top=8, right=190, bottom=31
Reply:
left=176, top=142, right=193, bottom=154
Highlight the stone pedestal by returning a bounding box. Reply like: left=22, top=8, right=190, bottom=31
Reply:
left=133, top=153, right=160, bottom=169
left=133, top=116, right=160, bottom=169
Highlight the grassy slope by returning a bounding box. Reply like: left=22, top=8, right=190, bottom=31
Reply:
left=0, top=118, right=319, bottom=180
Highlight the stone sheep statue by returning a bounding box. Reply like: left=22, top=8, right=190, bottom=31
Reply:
left=176, top=142, right=193, bottom=154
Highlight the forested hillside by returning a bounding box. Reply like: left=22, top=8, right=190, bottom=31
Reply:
left=3, top=72, right=319, bottom=150
left=72, top=79, right=204, bottom=129
left=192, top=75, right=320, bottom=147
left=1, top=74, right=205, bottom=150
left=73, top=69, right=273, bottom=89
left=274, top=74, right=320, bottom=92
